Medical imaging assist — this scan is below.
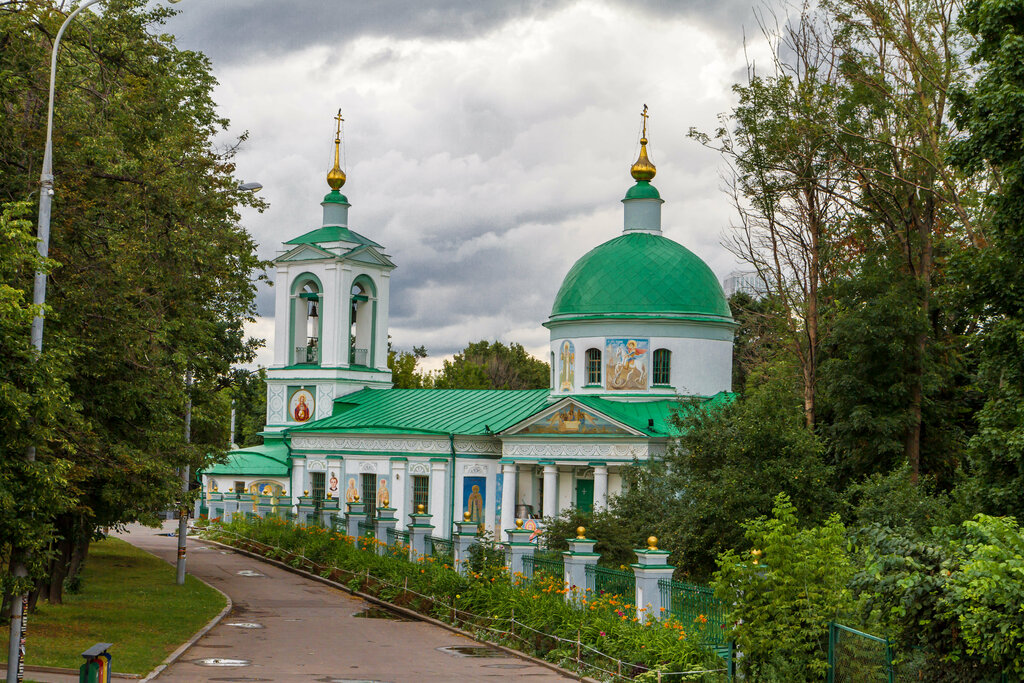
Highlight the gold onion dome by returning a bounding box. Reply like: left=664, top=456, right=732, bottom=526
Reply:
left=327, top=109, right=347, bottom=190
left=630, top=104, right=657, bottom=181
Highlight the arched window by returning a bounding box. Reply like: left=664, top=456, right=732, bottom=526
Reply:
left=585, top=348, right=602, bottom=386
left=653, top=348, right=671, bottom=385
left=291, top=275, right=322, bottom=365
left=350, top=276, right=377, bottom=366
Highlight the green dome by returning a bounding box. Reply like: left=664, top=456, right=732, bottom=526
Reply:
left=549, top=232, right=732, bottom=322
left=623, top=181, right=661, bottom=200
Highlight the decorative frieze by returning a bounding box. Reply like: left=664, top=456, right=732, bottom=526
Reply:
left=501, top=443, right=649, bottom=459
left=289, top=435, right=501, bottom=456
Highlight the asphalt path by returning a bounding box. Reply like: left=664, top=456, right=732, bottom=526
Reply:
left=116, top=522, right=572, bottom=682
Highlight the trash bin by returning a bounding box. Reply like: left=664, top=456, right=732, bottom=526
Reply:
left=79, top=642, right=112, bottom=683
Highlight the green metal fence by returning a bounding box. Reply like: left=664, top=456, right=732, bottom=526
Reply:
left=386, top=527, right=410, bottom=547
left=329, top=513, right=344, bottom=532
left=659, top=579, right=729, bottom=646
left=827, top=622, right=895, bottom=683
left=523, top=553, right=564, bottom=581
left=585, top=564, right=635, bottom=602
left=427, top=535, right=453, bottom=559
left=357, top=521, right=374, bottom=538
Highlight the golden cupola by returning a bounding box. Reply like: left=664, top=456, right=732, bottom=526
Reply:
left=630, top=104, right=657, bottom=181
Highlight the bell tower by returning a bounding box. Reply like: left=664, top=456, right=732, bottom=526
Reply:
left=263, top=111, right=395, bottom=432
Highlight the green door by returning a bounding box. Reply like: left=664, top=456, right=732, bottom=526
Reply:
left=576, top=479, right=594, bottom=513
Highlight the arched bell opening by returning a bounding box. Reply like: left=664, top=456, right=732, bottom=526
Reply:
left=349, top=275, right=377, bottom=367
left=291, top=274, right=323, bottom=365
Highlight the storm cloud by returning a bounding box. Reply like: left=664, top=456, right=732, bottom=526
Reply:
left=161, top=1, right=772, bottom=369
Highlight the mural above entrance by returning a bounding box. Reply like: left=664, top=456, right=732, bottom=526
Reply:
left=606, top=338, right=648, bottom=391
left=289, top=388, right=315, bottom=422
left=519, top=404, right=631, bottom=435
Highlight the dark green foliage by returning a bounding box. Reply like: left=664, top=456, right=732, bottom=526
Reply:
left=841, top=466, right=962, bottom=536
left=228, top=367, right=267, bottom=447
left=538, top=507, right=647, bottom=569
left=431, top=340, right=549, bottom=390
left=0, top=0, right=265, bottom=601
left=951, top=0, right=1024, bottom=518
left=665, top=375, right=836, bottom=580
left=386, top=342, right=430, bottom=389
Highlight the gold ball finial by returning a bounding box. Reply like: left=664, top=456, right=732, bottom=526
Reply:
left=417, top=504, right=425, bottom=514
left=304, top=489, right=309, bottom=496
left=576, top=526, right=586, bottom=539
left=327, top=109, right=347, bottom=191
left=381, top=495, right=389, bottom=508
left=212, top=484, right=218, bottom=491
left=227, top=487, right=233, bottom=493
left=463, top=511, right=472, bottom=522
left=353, top=494, right=360, bottom=502
left=281, top=489, right=287, bottom=496
left=515, top=518, right=524, bottom=529
left=647, top=536, right=658, bottom=551
left=630, top=104, right=657, bottom=182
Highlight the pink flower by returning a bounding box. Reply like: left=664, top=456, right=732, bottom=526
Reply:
left=599, top=631, right=606, bottom=637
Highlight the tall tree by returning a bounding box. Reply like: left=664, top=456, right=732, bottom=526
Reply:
left=0, top=0, right=266, bottom=604
left=692, top=1, right=847, bottom=427
left=822, top=0, right=977, bottom=483
left=950, top=0, right=1024, bottom=516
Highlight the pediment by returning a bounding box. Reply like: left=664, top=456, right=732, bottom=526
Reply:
left=500, top=398, right=642, bottom=437
left=275, top=244, right=336, bottom=263
left=342, top=245, right=396, bottom=269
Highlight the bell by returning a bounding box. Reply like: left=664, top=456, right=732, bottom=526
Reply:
left=308, top=301, right=319, bottom=318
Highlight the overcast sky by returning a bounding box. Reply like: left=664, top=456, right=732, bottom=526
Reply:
left=160, top=0, right=770, bottom=371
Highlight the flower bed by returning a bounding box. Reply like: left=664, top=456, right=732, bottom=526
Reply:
left=206, top=516, right=726, bottom=681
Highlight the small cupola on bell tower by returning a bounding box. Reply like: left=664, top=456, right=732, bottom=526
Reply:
left=322, top=109, right=351, bottom=228
left=622, top=104, right=664, bottom=234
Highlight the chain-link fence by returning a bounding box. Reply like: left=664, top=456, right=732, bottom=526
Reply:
left=828, top=622, right=894, bottom=683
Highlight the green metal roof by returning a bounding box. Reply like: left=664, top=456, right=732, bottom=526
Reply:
left=291, top=388, right=552, bottom=436
left=285, top=225, right=382, bottom=248
left=549, top=232, right=733, bottom=323
left=204, top=438, right=291, bottom=476
left=623, top=181, right=662, bottom=200
left=575, top=392, right=734, bottom=436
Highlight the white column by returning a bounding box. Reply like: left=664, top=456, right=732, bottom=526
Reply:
left=594, top=465, right=608, bottom=511
left=273, top=266, right=290, bottom=367
left=542, top=464, right=558, bottom=519
left=392, top=460, right=407, bottom=530
left=337, top=266, right=353, bottom=367
left=290, top=457, right=305, bottom=512
left=376, top=271, right=391, bottom=372
left=501, top=463, right=516, bottom=532
left=558, top=468, right=572, bottom=511
left=321, top=263, right=338, bottom=366
left=430, top=460, right=446, bottom=534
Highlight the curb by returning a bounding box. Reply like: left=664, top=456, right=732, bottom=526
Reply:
left=203, top=537, right=600, bottom=683
left=122, top=542, right=234, bottom=683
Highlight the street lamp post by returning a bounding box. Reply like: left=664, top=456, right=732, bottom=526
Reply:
left=8, top=5, right=110, bottom=678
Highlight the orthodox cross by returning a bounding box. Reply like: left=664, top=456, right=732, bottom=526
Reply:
left=334, top=109, right=344, bottom=142
left=641, top=104, right=649, bottom=138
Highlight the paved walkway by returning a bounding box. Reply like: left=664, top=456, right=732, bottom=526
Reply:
left=116, top=522, right=571, bottom=682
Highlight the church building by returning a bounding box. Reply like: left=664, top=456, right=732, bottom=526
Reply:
left=202, top=110, right=736, bottom=538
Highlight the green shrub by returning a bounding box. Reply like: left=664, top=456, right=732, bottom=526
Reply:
left=713, top=493, right=852, bottom=682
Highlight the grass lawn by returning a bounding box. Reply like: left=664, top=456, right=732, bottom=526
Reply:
left=0, top=536, right=225, bottom=674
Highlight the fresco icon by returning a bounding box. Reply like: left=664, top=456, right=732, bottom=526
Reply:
left=464, top=476, right=486, bottom=523
left=558, top=340, right=575, bottom=391
left=605, top=338, right=648, bottom=391
left=289, top=388, right=315, bottom=422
